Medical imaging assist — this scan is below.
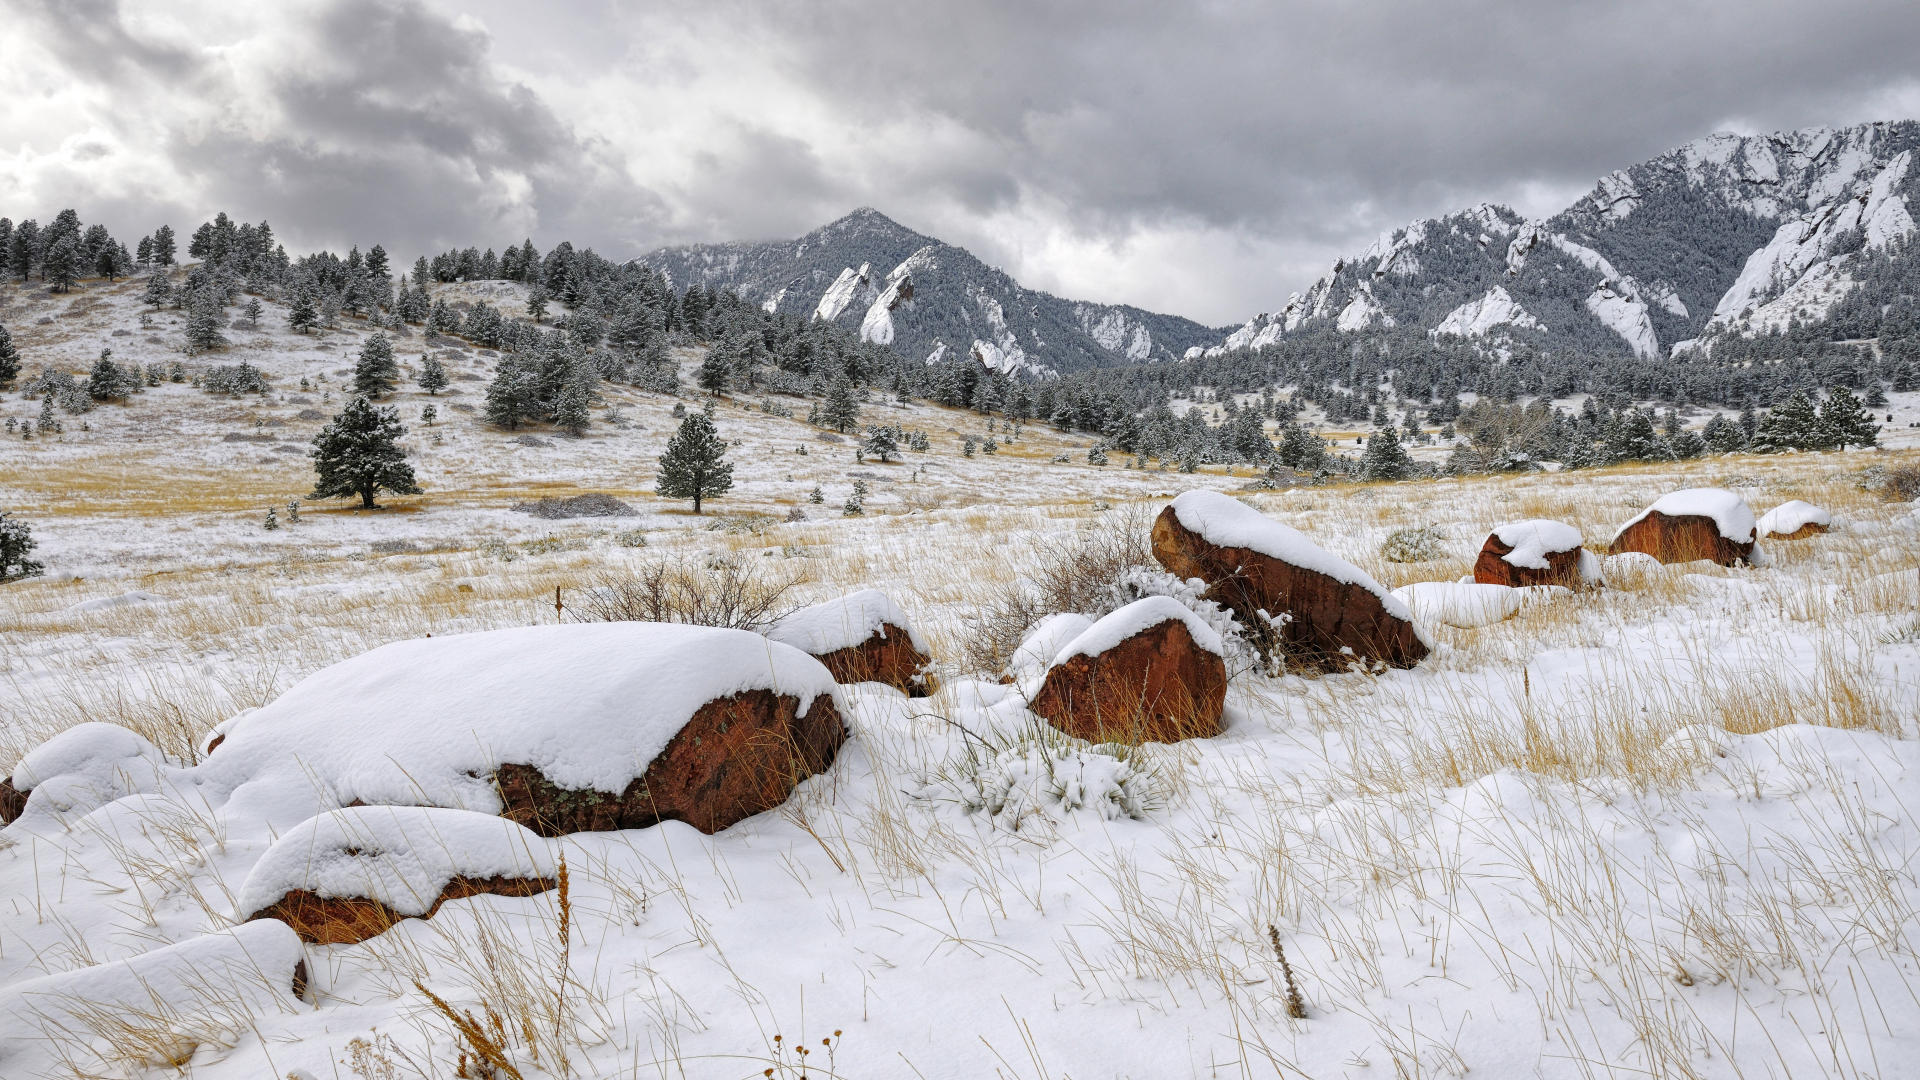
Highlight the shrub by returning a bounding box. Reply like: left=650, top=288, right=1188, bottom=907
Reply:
left=1379, top=525, right=1446, bottom=563
left=963, top=507, right=1154, bottom=672
left=567, top=556, right=806, bottom=631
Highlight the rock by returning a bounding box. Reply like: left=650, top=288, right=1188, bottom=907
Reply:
left=1005, top=612, right=1097, bottom=681
left=766, top=589, right=934, bottom=696
left=1151, top=490, right=1429, bottom=670
left=1756, top=500, right=1831, bottom=540
left=0, top=779, right=23, bottom=824
left=1030, top=597, right=1227, bottom=744
left=512, top=434, right=553, bottom=447
left=207, top=624, right=847, bottom=838
left=511, top=493, right=637, bottom=519
left=1, top=723, right=169, bottom=828
left=239, top=806, right=555, bottom=945
left=1474, top=519, right=1599, bottom=588
left=1607, top=488, right=1756, bottom=566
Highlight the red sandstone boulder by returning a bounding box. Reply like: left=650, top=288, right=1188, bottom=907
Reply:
left=239, top=806, right=556, bottom=945
left=1152, top=490, right=1429, bottom=670
left=766, top=589, right=934, bottom=696
left=1474, top=519, right=1599, bottom=589
left=206, top=623, right=847, bottom=839
left=1607, top=488, right=1756, bottom=566
left=1030, top=597, right=1228, bottom=745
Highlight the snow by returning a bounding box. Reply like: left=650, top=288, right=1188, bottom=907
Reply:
left=1490, top=518, right=1584, bottom=570
left=61, top=589, right=164, bottom=613
left=7, top=722, right=171, bottom=828
left=1166, top=490, right=1407, bottom=613
left=1051, top=595, right=1225, bottom=663
left=812, top=263, right=869, bottom=322
left=766, top=588, right=930, bottom=655
left=1077, top=307, right=1155, bottom=360
left=1584, top=284, right=1660, bottom=359
left=1433, top=286, right=1542, bottom=337
left=1390, top=581, right=1565, bottom=628
left=1612, top=488, right=1757, bottom=544
left=236, top=805, right=555, bottom=920
left=208, top=623, right=841, bottom=813
left=1757, top=499, right=1831, bottom=536
left=0, top=921, right=308, bottom=1079
left=859, top=276, right=906, bottom=345
left=1335, top=281, right=1393, bottom=331
left=1006, top=612, right=1096, bottom=678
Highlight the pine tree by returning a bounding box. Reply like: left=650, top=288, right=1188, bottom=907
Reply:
left=43, top=235, right=78, bottom=293
left=244, top=297, right=262, bottom=326
left=1088, top=443, right=1109, bottom=465
left=1359, top=424, right=1415, bottom=481
left=860, top=424, right=899, bottom=463
left=288, top=288, right=319, bottom=334
left=843, top=479, right=868, bottom=517
left=821, top=375, right=860, bottom=433
left=1750, top=390, right=1822, bottom=452
left=1701, top=414, right=1746, bottom=454
left=150, top=224, right=176, bottom=266
left=87, top=352, right=135, bottom=402
left=526, top=285, right=549, bottom=323
left=418, top=354, right=448, bottom=395
left=263, top=506, right=279, bottom=531
left=1277, top=423, right=1326, bottom=470
left=353, top=332, right=399, bottom=398
left=554, top=369, right=592, bottom=436
left=143, top=271, right=172, bottom=308
left=1605, top=409, right=1662, bottom=462
left=0, top=324, right=18, bottom=389
left=1816, top=386, right=1878, bottom=450
left=184, top=293, right=226, bottom=353
left=697, top=346, right=730, bottom=396
left=308, top=396, right=420, bottom=509
left=655, top=409, right=733, bottom=513
left=484, top=356, right=540, bottom=429
left=0, top=511, right=43, bottom=582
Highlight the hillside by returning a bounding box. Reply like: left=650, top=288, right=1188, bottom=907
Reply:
left=1193, top=121, right=1920, bottom=362
left=638, top=208, right=1223, bottom=375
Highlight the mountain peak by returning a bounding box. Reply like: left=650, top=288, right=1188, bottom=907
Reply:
left=811, top=206, right=927, bottom=243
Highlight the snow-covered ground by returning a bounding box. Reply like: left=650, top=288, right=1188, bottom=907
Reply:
left=2, top=275, right=1919, bottom=1078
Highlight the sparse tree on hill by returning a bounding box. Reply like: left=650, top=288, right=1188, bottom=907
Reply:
left=821, top=374, right=860, bottom=433
left=151, top=224, right=176, bottom=267
left=288, top=288, right=319, bottom=333
left=184, top=293, right=226, bottom=353
left=655, top=408, right=733, bottom=514
left=309, top=396, right=420, bottom=510
left=87, top=351, right=136, bottom=402
left=418, top=354, right=448, bottom=395
left=0, top=324, right=18, bottom=389
left=353, top=332, right=399, bottom=398
left=526, top=284, right=549, bottom=323
left=0, top=511, right=43, bottom=582
left=859, top=424, right=899, bottom=463
left=697, top=346, right=730, bottom=396
left=143, top=271, right=172, bottom=307
left=244, top=297, right=262, bottom=327
left=43, top=235, right=78, bottom=293
left=554, top=366, right=592, bottom=436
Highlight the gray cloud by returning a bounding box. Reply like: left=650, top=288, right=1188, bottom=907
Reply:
left=3, top=0, right=1917, bottom=322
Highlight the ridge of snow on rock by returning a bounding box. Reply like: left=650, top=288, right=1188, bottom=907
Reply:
left=1757, top=500, right=1831, bottom=536
left=1614, top=488, right=1757, bottom=544
left=1491, top=519, right=1584, bottom=570
left=767, top=588, right=930, bottom=655
left=1007, top=613, right=1097, bottom=678
left=1166, top=491, right=1404, bottom=610
left=813, top=263, right=869, bottom=322
left=1434, top=286, right=1542, bottom=337
left=1584, top=284, right=1660, bottom=359
left=1053, top=596, right=1225, bottom=664
left=210, top=623, right=840, bottom=812
left=237, top=805, right=554, bottom=921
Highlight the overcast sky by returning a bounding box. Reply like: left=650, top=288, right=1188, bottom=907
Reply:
left=4, top=0, right=1918, bottom=325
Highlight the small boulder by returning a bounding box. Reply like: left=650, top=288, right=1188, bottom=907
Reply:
left=1607, top=489, right=1756, bottom=566
left=1391, top=581, right=1567, bottom=629
left=1030, top=597, right=1227, bottom=745
left=208, top=623, right=847, bottom=838
left=240, top=806, right=555, bottom=945
left=1756, top=500, right=1831, bottom=540
left=0, top=723, right=170, bottom=828
left=1474, top=520, right=1599, bottom=589
left=1152, top=490, right=1429, bottom=670
left=765, top=589, right=934, bottom=696
left=1005, top=612, right=1097, bottom=681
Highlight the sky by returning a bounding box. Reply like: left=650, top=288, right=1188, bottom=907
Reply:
left=3, top=0, right=1918, bottom=326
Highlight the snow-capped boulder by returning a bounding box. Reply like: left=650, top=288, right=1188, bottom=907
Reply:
left=1029, top=597, right=1227, bottom=745
left=766, top=589, right=934, bottom=696
left=1607, top=489, right=1758, bottom=566
left=1151, top=491, right=1429, bottom=670
left=1005, top=612, right=1097, bottom=681
left=1, top=722, right=171, bottom=828
left=1473, top=520, right=1599, bottom=589
left=240, top=806, right=556, bottom=945
left=1391, top=582, right=1568, bottom=629
left=1757, top=500, right=1831, bottom=540
left=211, top=623, right=847, bottom=837
left=0, top=921, right=309, bottom=1078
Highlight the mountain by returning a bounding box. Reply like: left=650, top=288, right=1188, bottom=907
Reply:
left=636, top=208, right=1222, bottom=376
left=1190, top=121, right=1920, bottom=361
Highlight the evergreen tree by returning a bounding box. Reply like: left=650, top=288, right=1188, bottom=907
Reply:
left=654, top=409, right=733, bottom=513
left=526, top=285, right=549, bottom=323
left=1605, top=409, right=1662, bottom=462
left=87, top=351, right=135, bottom=401
left=150, top=224, right=176, bottom=266
left=0, top=323, right=18, bottom=389
left=418, top=354, right=448, bottom=395
left=244, top=297, right=262, bottom=326
left=184, top=293, right=226, bottom=353
left=353, top=332, right=399, bottom=397
left=1358, top=423, right=1415, bottom=481
left=288, top=288, right=319, bottom=333
left=697, top=346, right=730, bottom=396
left=821, top=375, right=860, bottom=433
left=1277, top=423, right=1326, bottom=470
left=483, top=356, right=541, bottom=429
left=1816, top=386, right=1878, bottom=450
left=263, top=506, right=279, bottom=531
left=554, top=367, right=592, bottom=436
left=843, top=479, right=868, bottom=517
left=43, top=235, right=78, bottom=293
left=860, top=424, right=899, bottom=463
left=1750, top=390, right=1822, bottom=452
left=1701, top=414, right=1746, bottom=454
left=308, top=396, right=420, bottom=509
left=0, top=511, right=43, bottom=582
left=143, top=270, right=172, bottom=307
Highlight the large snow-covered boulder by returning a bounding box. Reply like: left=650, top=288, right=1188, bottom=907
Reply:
left=240, top=806, right=556, bottom=944
left=1151, top=491, right=1429, bottom=670
left=1607, top=489, right=1758, bottom=566
left=1029, top=597, right=1227, bottom=745
left=0, top=722, right=171, bottom=828
left=211, top=623, right=847, bottom=837
left=1005, top=612, right=1097, bottom=681
left=1473, top=519, right=1599, bottom=589
left=1757, top=500, right=1831, bottom=540
left=0, top=921, right=308, bottom=1077
left=765, top=589, right=934, bottom=696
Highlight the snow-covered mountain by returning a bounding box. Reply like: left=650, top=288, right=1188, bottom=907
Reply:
left=637, top=208, right=1222, bottom=375
left=1191, top=121, right=1920, bottom=361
